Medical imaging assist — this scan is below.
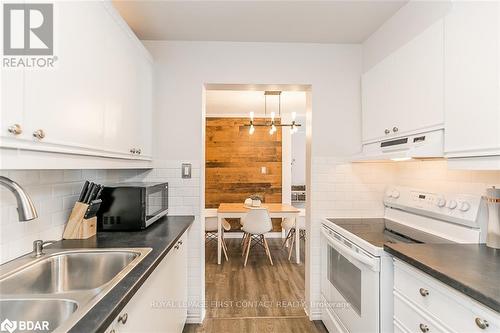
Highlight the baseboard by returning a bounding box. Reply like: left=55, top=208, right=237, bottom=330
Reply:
left=223, top=231, right=284, bottom=239
left=186, top=310, right=204, bottom=324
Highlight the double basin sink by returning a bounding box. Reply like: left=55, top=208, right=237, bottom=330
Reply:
left=0, top=247, right=151, bottom=332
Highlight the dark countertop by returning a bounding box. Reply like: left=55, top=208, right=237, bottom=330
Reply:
left=384, top=243, right=500, bottom=313
left=325, top=218, right=415, bottom=247
left=48, top=215, right=194, bottom=333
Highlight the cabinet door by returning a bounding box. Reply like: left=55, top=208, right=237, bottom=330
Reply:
left=1, top=69, right=25, bottom=143
left=444, top=2, right=500, bottom=157
left=24, top=1, right=109, bottom=151
left=116, top=233, right=187, bottom=333
left=100, top=10, right=153, bottom=158
left=362, top=20, right=444, bottom=143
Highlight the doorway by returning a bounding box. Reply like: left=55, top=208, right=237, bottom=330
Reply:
left=184, top=84, right=322, bottom=332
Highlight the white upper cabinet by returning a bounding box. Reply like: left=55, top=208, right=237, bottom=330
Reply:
left=444, top=2, right=500, bottom=160
left=362, top=20, right=445, bottom=143
left=0, top=2, right=152, bottom=168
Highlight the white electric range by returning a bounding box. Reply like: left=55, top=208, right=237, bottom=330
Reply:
left=320, top=186, right=487, bottom=333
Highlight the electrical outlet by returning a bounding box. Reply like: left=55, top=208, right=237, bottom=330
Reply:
left=261, top=166, right=267, bottom=174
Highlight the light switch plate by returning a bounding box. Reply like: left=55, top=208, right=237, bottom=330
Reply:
left=182, top=163, right=192, bottom=179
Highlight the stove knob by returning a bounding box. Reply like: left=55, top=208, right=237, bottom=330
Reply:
left=437, top=198, right=446, bottom=208
left=391, top=190, right=400, bottom=199
left=459, top=202, right=471, bottom=212
left=447, top=200, right=457, bottom=210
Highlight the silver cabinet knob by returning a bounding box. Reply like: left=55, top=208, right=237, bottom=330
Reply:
left=419, top=288, right=429, bottom=297
left=130, top=148, right=136, bottom=154
left=475, top=318, right=489, bottom=329
left=393, top=126, right=399, bottom=133
left=8, top=124, right=22, bottom=135
left=384, top=129, right=390, bottom=134
left=33, top=129, right=45, bottom=139
left=419, top=324, right=429, bottom=332
left=118, top=313, right=128, bottom=324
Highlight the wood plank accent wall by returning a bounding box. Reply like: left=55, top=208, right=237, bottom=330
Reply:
left=205, top=117, right=282, bottom=231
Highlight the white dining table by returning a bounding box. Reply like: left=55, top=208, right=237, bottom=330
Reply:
left=217, top=203, right=301, bottom=265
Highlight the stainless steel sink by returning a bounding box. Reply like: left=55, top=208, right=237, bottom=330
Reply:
left=1, top=251, right=139, bottom=294
left=0, top=247, right=151, bottom=332
left=0, top=299, right=78, bottom=332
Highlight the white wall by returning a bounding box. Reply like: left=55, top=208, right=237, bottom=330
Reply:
left=292, top=115, right=307, bottom=186
left=362, top=0, right=452, bottom=72
left=144, top=40, right=363, bottom=320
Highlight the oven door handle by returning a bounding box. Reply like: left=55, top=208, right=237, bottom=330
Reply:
left=321, top=228, right=380, bottom=272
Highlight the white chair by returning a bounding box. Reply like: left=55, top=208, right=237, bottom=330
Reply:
left=205, top=209, right=231, bottom=261
left=241, top=208, right=273, bottom=266
left=281, top=211, right=306, bottom=261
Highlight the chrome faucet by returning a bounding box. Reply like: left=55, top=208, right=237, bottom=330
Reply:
left=0, top=176, right=38, bottom=221
left=33, top=240, right=56, bottom=257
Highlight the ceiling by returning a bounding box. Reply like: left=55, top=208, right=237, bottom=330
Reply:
left=112, top=1, right=407, bottom=43
left=206, top=90, right=306, bottom=117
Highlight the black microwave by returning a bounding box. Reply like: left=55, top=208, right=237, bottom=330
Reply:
left=97, top=182, right=168, bottom=231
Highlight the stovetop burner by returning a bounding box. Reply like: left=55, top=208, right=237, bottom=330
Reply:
left=325, top=218, right=417, bottom=248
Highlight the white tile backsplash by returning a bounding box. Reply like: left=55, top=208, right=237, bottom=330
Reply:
left=0, top=161, right=201, bottom=266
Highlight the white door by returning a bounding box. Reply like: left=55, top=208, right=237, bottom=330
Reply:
left=362, top=19, right=444, bottom=143
left=1, top=68, right=25, bottom=143
left=444, top=2, right=500, bottom=157
left=321, top=227, right=380, bottom=333
left=24, top=2, right=109, bottom=152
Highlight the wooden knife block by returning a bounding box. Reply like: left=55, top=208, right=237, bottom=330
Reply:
left=63, top=202, right=97, bottom=239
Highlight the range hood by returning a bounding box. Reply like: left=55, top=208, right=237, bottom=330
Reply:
left=353, top=129, right=444, bottom=162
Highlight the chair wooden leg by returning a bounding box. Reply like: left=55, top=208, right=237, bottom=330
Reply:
left=281, top=228, right=294, bottom=248
left=241, top=233, right=249, bottom=257
left=244, top=233, right=252, bottom=267
left=288, top=232, right=296, bottom=261
left=241, top=232, right=247, bottom=248
left=262, top=235, right=273, bottom=266
left=222, top=238, right=229, bottom=261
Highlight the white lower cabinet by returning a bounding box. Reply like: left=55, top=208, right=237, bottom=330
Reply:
left=107, top=232, right=188, bottom=333
left=393, top=259, right=500, bottom=333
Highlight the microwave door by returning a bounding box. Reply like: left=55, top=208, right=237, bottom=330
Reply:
left=145, top=185, right=168, bottom=224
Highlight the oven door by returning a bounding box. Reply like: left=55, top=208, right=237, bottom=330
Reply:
left=321, top=225, right=380, bottom=333
left=145, top=183, right=168, bottom=226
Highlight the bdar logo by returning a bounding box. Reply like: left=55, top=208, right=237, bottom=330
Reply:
left=3, top=3, right=53, bottom=56
left=0, top=319, right=17, bottom=333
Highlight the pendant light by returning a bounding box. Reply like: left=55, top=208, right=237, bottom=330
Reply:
left=245, top=91, right=302, bottom=135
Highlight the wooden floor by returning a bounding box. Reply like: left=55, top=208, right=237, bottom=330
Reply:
left=183, top=237, right=328, bottom=333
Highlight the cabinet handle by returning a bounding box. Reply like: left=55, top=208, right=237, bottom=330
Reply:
left=393, top=126, right=399, bottom=133
left=178, top=240, right=183, bottom=245
left=130, top=148, right=136, bottom=154
left=384, top=129, right=390, bottom=135
left=475, top=318, right=489, bottom=330
left=174, top=244, right=180, bottom=250
left=419, top=288, right=429, bottom=297
left=137, top=148, right=141, bottom=155
left=419, top=324, right=429, bottom=332
left=118, top=313, right=128, bottom=324
left=33, top=129, right=45, bottom=139
left=8, top=124, right=22, bottom=135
